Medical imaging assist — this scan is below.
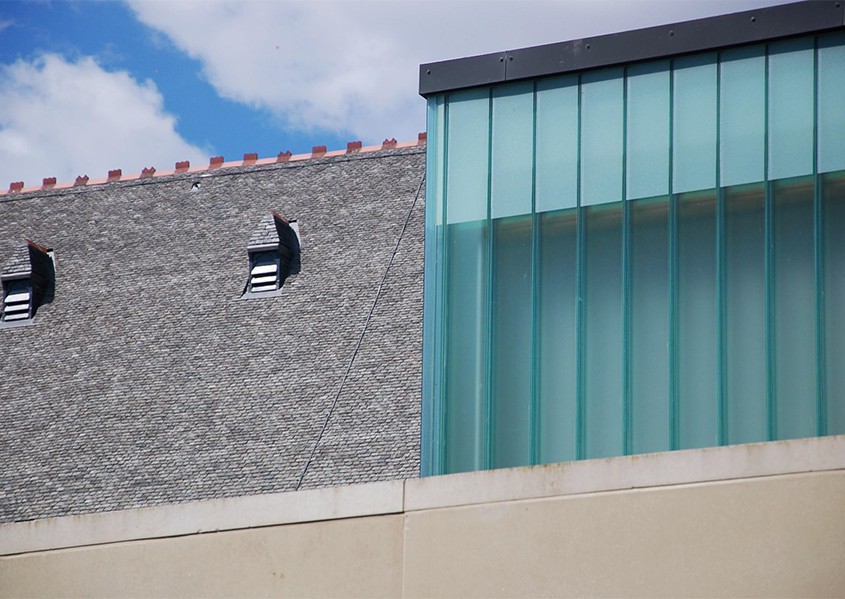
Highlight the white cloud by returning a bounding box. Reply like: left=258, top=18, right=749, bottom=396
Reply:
left=126, top=0, right=791, bottom=144
left=0, top=54, right=208, bottom=187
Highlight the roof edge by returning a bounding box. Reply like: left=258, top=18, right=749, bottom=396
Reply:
left=2, top=134, right=427, bottom=199
left=419, top=1, right=845, bottom=96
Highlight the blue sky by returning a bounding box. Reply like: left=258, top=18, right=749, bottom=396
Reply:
left=0, top=0, right=790, bottom=188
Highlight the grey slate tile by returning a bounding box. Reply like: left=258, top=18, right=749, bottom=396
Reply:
left=0, top=147, right=425, bottom=523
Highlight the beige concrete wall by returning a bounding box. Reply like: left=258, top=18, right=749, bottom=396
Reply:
left=403, top=471, right=845, bottom=598
left=2, top=436, right=844, bottom=598
left=1, top=515, right=404, bottom=599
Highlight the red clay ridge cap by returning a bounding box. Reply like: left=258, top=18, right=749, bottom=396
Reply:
left=243, top=153, right=258, bottom=165
left=0, top=133, right=426, bottom=197
left=107, top=169, right=122, bottom=182
left=26, top=238, right=51, bottom=255
left=271, top=209, right=289, bottom=225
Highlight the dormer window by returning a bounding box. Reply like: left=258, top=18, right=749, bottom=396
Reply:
left=242, top=211, right=301, bottom=298
left=1, top=239, right=55, bottom=328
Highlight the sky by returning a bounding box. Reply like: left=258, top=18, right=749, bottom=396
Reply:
left=0, top=0, right=793, bottom=188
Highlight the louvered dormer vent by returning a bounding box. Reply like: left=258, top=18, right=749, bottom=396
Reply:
left=2, top=284, right=33, bottom=322
left=242, top=211, right=301, bottom=299
left=248, top=252, right=282, bottom=294
left=1, top=239, right=55, bottom=328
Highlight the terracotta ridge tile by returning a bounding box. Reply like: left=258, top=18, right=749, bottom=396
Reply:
left=0, top=134, right=427, bottom=197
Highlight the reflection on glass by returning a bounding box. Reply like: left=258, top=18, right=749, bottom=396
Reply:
left=773, top=177, right=817, bottom=439
left=719, top=46, right=766, bottom=187
left=672, top=55, right=717, bottom=194
left=630, top=196, right=670, bottom=454
left=583, top=202, right=624, bottom=458
left=677, top=190, right=718, bottom=449
left=492, top=83, right=534, bottom=219
left=823, top=171, right=845, bottom=434
left=580, top=69, right=624, bottom=206
left=446, top=89, right=489, bottom=224
left=536, top=77, right=579, bottom=212
left=626, top=63, right=670, bottom=200
left=724, top=183, right=767, bottom=444
left=768, top=38, right=814, bottom=180
left=818, top=33, right=845, bottom=174
left=445, top=221, right=488, bottom=473
left=491, top=216, right=533, bottom=468
left=538, top=209, right=578, bottom=463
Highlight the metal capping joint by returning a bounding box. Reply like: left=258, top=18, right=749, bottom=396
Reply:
left=418, top=0, right=845, bottom=96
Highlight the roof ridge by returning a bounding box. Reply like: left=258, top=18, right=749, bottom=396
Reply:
left=2, top=133, right=427, bottom=198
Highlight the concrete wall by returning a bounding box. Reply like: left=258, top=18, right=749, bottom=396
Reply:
left=2, top=436, right=844, bottom=598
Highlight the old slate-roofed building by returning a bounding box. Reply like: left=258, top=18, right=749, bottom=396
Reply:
left=0, top=142, right=425, bottom=523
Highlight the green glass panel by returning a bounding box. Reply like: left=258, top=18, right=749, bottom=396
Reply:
left=630, top=196, right=670, bottom=454
left=580, top=69, right=624, bottom=206
left=677, top=190, right=719, bottom=449
left=773, top=176, right=817, bottom=439
left=537, top=209, right=578, bottom=463
left=421, top=97, right=445, bottom=476
left=444, top=221, right=487, bottom=473
left=823, top=171, right=845, bottom=435
left=492, top=83, right=534, bottom=219
left=491, top=216, right=533, bottom=468
left=536, top=76, right=579, bottom=213
left=818, top=33, right=845, bottom=174
left=626, top=62, right=670, bottom=200
left=768, top=38, right=814, bottom=181
left=724, top=183, right=767, bottom=445
left=583, top=202, right=624, bottom=458
left=720, top=46, right=766, bottom=187
left=672, top=55, right=717, bottom=194
left=446, top=88, right=489, bottom=224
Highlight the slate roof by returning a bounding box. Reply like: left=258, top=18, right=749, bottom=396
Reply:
left=1, top=245, right=31, bottom=278
left=248, top=213, right=282, bottom=248
left=0, top=146, right=425, bottom=523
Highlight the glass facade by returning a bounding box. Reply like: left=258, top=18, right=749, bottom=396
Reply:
left=422, top=31, right=845, bottom=476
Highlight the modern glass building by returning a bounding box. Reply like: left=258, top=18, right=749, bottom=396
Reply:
left=419, top=1, right=845, bottom=476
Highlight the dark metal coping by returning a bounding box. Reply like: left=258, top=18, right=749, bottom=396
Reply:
left=419, top=1, right=845, bottom=97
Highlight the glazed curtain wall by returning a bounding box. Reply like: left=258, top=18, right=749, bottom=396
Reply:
left=421, top=32, right=845, bottom=476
